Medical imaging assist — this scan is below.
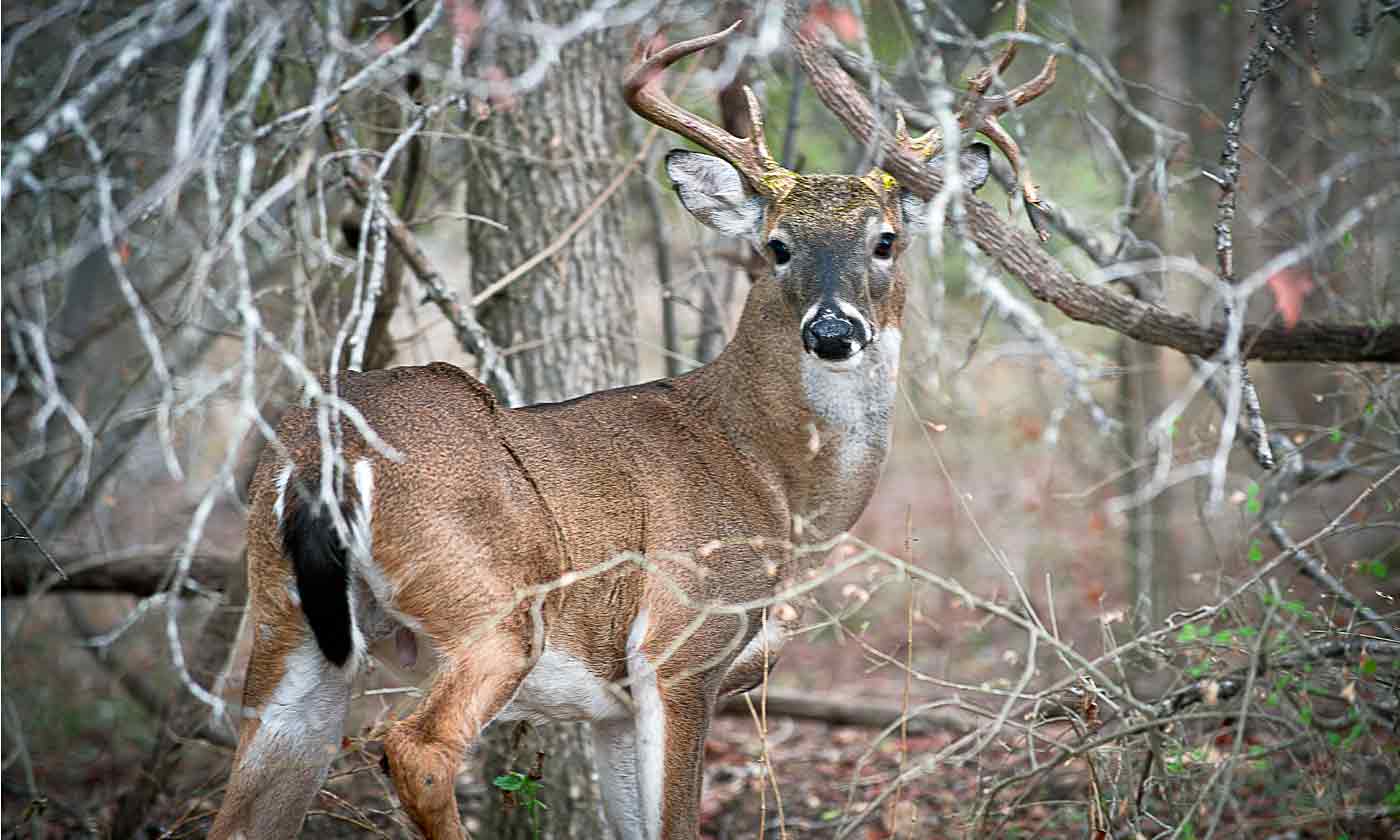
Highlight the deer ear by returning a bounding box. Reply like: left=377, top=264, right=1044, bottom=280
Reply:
left=899, top=142, right=992, bottom=233
left=666, top=150, right=767, bottom=245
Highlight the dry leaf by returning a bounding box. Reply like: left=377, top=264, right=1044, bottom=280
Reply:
left=1266, top=266, right=1315, bottom=328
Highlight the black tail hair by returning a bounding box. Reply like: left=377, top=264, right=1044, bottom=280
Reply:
left=281, top=497, right=354, bottom=668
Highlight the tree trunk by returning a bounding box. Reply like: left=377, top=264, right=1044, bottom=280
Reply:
left=464, top=3, right=635, bottom=836
left=1116, top=0, right=1190, bottom=630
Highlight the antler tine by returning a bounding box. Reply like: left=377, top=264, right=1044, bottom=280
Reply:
left=968, top=0, right=1028, bottom=97
left=1006, top=53, right=1058, bottom=110
left=741, top=85, right=776, bottom=164
left=623, top=20, right=794, bottom=198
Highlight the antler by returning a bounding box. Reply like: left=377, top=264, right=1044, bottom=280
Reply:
left=623, top=21, right=797, bottom=199
left=885, top=1, right=1059, bottom=239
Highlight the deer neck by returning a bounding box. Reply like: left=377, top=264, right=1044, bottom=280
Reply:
left=684, top=278, right=901, bottom=540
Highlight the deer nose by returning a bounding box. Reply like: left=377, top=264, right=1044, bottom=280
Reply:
left=802, top=316, right=859, bottom=361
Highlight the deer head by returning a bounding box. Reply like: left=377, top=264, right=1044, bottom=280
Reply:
left=625, top=22, right=991, bottom=368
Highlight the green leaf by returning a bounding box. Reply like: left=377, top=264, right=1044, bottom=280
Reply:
left=1383, top=781, right=1400, bottom=808
left=1368, top=560, right=1389, bottom=579
left=1341, top=721, right=1366, bottom=749
left=1248, top=541, right=1264, bottom=564
left=1245, top=482, right=1262, bottom=515
left=1213, top=629, right=1236, bottom=645
left=820, top=809, right=842, bottom=821
left=1361, top=658, right=1378, bottom=676
left=1329, top=427, right=1343, bottom=443
left=493, top=773, right=524, bottom=792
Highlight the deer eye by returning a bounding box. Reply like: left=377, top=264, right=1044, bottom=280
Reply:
left=873, top=232, right=896, bottom=260
left=767, top=239, right=791, bottom=266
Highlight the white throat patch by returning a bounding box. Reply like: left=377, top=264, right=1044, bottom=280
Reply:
left=800, top=326, right=900, bottom=431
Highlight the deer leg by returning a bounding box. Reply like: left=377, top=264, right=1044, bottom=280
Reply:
left=381, top=633, right=528, bottom=840
left=592, top=716, right=645, bottom=839
left=627, top=610, right=719, bottom=840
left=653, top=677, right=715, bottom=839
left=210, top=612, right=354, bottom=840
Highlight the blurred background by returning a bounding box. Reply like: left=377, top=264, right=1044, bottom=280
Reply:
left=3, top=1, right=1398, bottom=837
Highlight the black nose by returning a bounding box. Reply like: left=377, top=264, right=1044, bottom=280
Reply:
left=803, top=317, right=857, bottom=361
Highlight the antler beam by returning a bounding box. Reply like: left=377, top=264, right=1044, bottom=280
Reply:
left=623, top=21, right=796, bottom=198
left=891, top=0, right=1057, bottom=239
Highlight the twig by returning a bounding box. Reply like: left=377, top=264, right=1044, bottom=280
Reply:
left=326, top=118, right=523, bottom=406
left=1263, top=517, right=1400, bottom=642
left=1159, top=637, right=1400, bottom=717
left=1, top=501, right=67, bottom=580
left=1207, top=11, right=1286, bottom=506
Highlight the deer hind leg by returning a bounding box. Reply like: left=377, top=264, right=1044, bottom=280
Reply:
left=381, top=632, right=529, bottom=840
left=209, top=611, right=355, bottom=840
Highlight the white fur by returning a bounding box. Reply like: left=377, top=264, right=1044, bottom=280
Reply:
left=800, top=327, right=901, bottom=476
left=272, top=463, right=294, bottom=524
left=591, top=717, right=645, bottom=840
left=240, top=639, right=351, bottom=770
left=343, top=459, right=376, bottom=660
left=496, top=646, right=628, bottom=725
left=627, top=608, right=664, bottom=840
left=349, top=459, right=375, bottom=563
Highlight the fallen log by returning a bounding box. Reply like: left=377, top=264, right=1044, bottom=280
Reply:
left=719, top=689, right=971, bottom=735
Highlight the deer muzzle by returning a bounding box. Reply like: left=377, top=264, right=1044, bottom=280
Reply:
left=801, top=306, right=870, bottom=363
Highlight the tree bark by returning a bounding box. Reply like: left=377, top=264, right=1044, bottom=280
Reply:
left=463, top=3, right=636, bottom=836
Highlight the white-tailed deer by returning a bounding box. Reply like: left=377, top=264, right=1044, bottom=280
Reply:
left=211, top=17, right=1053, bottom=840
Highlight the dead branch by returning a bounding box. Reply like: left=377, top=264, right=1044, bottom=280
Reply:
left=784, top=7, right=1400, bottom=364
left=1, top=547, right=235, bottom=598
left=718, top=689, right=971, bottom=735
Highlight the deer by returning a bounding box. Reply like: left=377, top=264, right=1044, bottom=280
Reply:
left=210, top=14, right=1055, bottom=840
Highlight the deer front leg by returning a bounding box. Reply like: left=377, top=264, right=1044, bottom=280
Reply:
left=627, top=610, right=718, bottom=840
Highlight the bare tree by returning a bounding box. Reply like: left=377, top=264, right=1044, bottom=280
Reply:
left=3, top=1, right=1397, bottom=837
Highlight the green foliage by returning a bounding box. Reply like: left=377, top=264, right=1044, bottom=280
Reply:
left=1245, top=481, right=1262, bottom=515
left=1383, top=781, right=1400, bottom=810
left=493, top=771, right=548, bottom=840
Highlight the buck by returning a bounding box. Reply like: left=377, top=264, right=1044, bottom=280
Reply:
left=210, top=17, right=1053, bottom=840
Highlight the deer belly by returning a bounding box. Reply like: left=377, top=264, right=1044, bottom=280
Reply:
left=496, top=646, right=629, bottom=724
